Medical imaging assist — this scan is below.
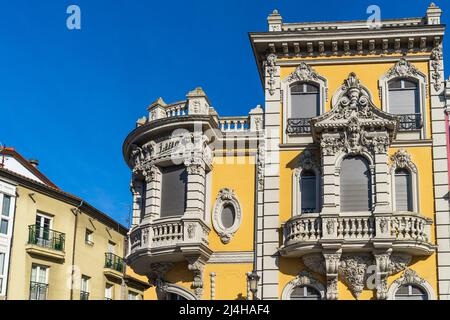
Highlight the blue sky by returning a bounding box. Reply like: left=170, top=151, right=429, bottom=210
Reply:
left=0, top=0, right=448, bottom=226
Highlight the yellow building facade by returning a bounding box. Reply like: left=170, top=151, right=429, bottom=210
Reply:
left=0, top=148, right=148, bottom=300
left=124, top=3, right=450, bottom=300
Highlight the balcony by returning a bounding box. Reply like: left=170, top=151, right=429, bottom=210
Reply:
left=286, top=118, right=312, bottom=135
left=26, top=225, right=65, bottom=262
left=397, top=113, right=423, bottom=131
left=104, top=253, right=125, bottom=280
left=29, top=282, right=48, bottom=300
left=280, top=212, right=435, bottom=257
left=80, top=291, right=89, bottom=300
left=127, top=217, right=212, bottom=275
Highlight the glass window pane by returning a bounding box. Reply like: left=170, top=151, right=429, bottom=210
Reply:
left=290, top=285, right=321, bottom=300
left=2, top=195, right=11, bottom=217
left=221, top=205, right=236, bottom=229
left=0, top=219, right=8, bottom=234
left=0, top=253, right=5, bottom=274
left=340, top=157, right=372, bottom=212
left=291, top=93, right=319, bottom=118
left=395, top=169, right=413, bottom=212
left=389, top=89, right=418, bottom=114
left=160, top=166, right=187, bottom=218
left=301, top=172, right=317, bottom=213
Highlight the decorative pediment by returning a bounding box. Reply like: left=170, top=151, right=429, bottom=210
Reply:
left=286, top=62, right=324, bottom=84
left=385, top=58, right=425, bottom=80
left=312, top=73, right=399, bottom=156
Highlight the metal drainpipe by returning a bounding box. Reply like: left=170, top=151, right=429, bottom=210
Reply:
left=69, top=201, right=83, bottom=300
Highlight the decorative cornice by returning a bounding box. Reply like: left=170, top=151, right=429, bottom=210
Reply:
left=208, top=251, right=254, bottom=264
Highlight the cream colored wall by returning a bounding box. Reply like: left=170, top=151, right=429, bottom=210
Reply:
left=7, top=185, right=135, bottom=300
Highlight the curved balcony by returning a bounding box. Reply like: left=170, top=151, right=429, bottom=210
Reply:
left=127, top=217, right=212, bottom=275
left=280, top=212, right=435, bottom=257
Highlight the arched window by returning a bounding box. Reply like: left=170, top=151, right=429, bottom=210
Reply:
left=395, top=168, right=413, bottom=212
left=300, top=170, right=317, bottom=214
left=388, top=79, right=421, bottom=130
left=394, top=284, right=428, bottom=300
left=290, top=285, right=321, bottom=300
left=166, top=292, right=188, bottom=301
left=290, top=83, right=320, bottom=119
left=340, top=156, right=372, bottom=212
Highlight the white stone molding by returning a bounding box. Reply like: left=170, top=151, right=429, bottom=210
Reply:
left=186, top=256, right=206, bottom=300
left=281, top=271, right=326, bottom=300
left=389, top=149, right=420, bottom=213
left=378, top=58, right=428, bottom=138
left=339, top=254, right=373, bottom=299
left=292, top=150, right=321, bottom=216
left=212, top=188, right=243, bottom=244
left=430, top=45, right=443, bottom=92
left=324, top=252, right=341, bottom=300
left=266, top=54, right=278, bottom=95
left=387, top=269, right=436, bottom=300
left=210, top=272, right=216, bottom=300
left=208, top=251, right=253, bottom=264
left=161, top=282, right=198, bottom=301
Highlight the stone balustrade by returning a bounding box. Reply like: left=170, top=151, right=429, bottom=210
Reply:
left=282, top=212, right=435, bottom=257
left=218, top=117, right=250, bottom=132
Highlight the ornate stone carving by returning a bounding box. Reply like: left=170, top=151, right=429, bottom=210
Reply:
left=147, top=262, right=174, bottom=287
left=393, top=269, right=426, bottom=287
left=324, top=253, right=341, bottom=300
left=266, top=54, right=277, bottom=95
left=339, top=254, right=373, bottom=299
left=298, top=149, right=319, bottom=171
left=187, top=257, right=206, bottom=300
left=302, top=253, right=326, bottom=275
left=313, top=73, right=397, bottom=158
left=386, top=58, right=422, bottom=79
left=287, top=62, right=320, bottom=83
left=257, top=140, right=265, bottom=191
left=388, top=254, right=411, bottom=275
left=212, top=188, right=242, bottom=244
left=431, top=45, right=443, bottom=91
left=390, top=149, right=417, bottom=173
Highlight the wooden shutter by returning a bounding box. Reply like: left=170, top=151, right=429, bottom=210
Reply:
left=340, top=156, right=372, bottom=212
left=160, top=166, right=187, bottom=217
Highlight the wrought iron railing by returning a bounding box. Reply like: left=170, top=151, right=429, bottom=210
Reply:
left=286, top=118, right=312, bottom=134
left=80, top=291, right=90, bottom=300
left=28, top=225, right=65, bottom=251
left=104, top=252, right=124, bottom=273
left=29, top=281, right=48, bottom=300
left=397, top=113, right=423, bottom=131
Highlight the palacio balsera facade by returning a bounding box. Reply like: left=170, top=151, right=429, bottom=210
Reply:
left=123, top=3, right=450, bottom=300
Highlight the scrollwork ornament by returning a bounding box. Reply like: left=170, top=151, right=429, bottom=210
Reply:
left=266, top=54, right=277, bottom=95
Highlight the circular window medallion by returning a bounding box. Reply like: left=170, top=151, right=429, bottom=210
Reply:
left=212, top=188, right=242, bottom=244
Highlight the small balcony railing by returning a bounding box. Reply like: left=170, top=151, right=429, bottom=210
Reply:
left=28, top=225, right=65, bottom=252
left=80, top=291, right=90, bottom=300
left=104, top=253, right=124, bottom=273
left=397, top=113, right=423, bottom=131
left=29, top=281, right=48, bottom=300
left=286, top=118, right=312, bottom=134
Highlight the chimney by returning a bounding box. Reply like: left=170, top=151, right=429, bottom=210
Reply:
left=268, top=9, right=283, bottom=32
left=29, top=159, right=39, bottom=167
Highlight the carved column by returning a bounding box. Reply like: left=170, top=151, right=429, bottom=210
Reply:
left=323, top=251, right=341, bottom=300
left=142, top=165, right=161, bottom=222
left=130, top=178, right=144, bottom=228
left=184, top=158, right=206, bottom=219
left=187, top=256, right=206, bottom=300
left=373, top=251, right=391, bottom=300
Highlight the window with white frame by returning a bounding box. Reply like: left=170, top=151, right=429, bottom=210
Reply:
left=0, top=252, right=5, bottom=294
left=30, top=264, right=48, bottom=300
left=105, top=283, right=113, bottom=300
left=108, top=241, right=116, bottom=254
left=160, top=165, right=187, bottom=218
left=80, top=275, right=90, bottom=300
left=34, top=213, right=53, bottom=246
left=128, top=290, right=140, bottom=300
left=0, top=194, right=12, bottom=235
left=388, top=79, right=420, bottom=115
left=340, top=156, right=372, bottom=212
left=290, top=83, right=320, bottom=118
left=300, top=170, right=317, bottom=214
left=395, top=169, right=413, bottom=212
left=85, top=229, right=94, bottom=245
left=394, top=284, right=428, bottom=300
left=290, top=285, right=321, bottom=300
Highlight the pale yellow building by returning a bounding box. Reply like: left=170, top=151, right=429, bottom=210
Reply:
left=0, top=147, right=148, bottom=300
left=123, top=3, right=450, bottom=300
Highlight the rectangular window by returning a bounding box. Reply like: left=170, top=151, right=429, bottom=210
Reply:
left=81, top=275, right=90, bottom=300
left=0, top=253, right=5, bottom=293
left=128, top=291, right=139, bottom=300
left=290, top=83, right=320, bottom=118
left=30, top=264, right=48, bottom=300
left=160, top=166, right=187, bottom=218
left=1, top=195, right=11, bottom=217
left=0, top=219, right=8, bottom=235
left=105, top=283, right=113, bottom=300
left=108, top=241, right=116, bottom=254
left=85, top=229, right=94, bottom=245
